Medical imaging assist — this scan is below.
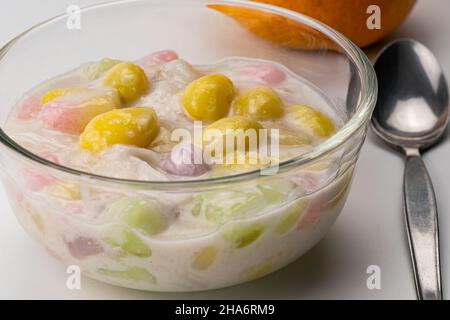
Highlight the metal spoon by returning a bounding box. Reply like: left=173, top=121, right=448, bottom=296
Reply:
left=371, top=39, right=449, bottom=300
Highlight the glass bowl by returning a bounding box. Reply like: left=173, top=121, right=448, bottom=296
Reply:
left=0, top=0, right=376, bottom=292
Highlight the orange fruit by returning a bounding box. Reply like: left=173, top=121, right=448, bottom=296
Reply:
left=210, top=0, right=416, bottom=49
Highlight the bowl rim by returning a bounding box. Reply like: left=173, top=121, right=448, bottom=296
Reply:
left=0, top=0, right=377, bottom=190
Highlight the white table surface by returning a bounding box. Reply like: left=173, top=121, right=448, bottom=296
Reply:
left=0, top=0, right=449, bottom=300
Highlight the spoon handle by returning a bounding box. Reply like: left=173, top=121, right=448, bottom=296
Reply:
left=403, top=150, right=442, bottom=300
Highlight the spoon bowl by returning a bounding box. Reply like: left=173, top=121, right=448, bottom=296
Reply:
left=372, top=39, right=449, bottom=151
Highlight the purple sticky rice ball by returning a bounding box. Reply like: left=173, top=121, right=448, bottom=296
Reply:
left=161, top=144, right=210, bottom=177
left=67, top=236, right=104, bottom=259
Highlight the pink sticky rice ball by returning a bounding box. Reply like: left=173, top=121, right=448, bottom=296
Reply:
left=297, top=206, right=321, bottom=231
left=239, top=64, right=286, bottom=85
left=297, top=177, right=351, bottom=230
left=139, top=50, right=178, bottom=66
left=291, top=172, right=321, bottom=194
left=39, top=101, right=87, bottom=135
left=22, top=168, right=57, bottom=192
left=42, top=153, right=59, bottom=164
left=45, top=246, right=64, bottom=262
left=17, top=96, right=41, bottom=120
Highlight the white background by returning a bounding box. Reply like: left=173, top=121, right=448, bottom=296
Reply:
left=0, top=0, right=449, bottom=299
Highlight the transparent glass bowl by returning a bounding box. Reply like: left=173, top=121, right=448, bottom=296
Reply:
left=0, top=0, right=376, bottom=292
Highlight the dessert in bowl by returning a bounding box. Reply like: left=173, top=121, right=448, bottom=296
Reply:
left=0, top=0, right=376, bottom=291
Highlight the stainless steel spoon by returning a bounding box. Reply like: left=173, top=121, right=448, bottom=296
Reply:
left=371, top=39, right=449, bottom=300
